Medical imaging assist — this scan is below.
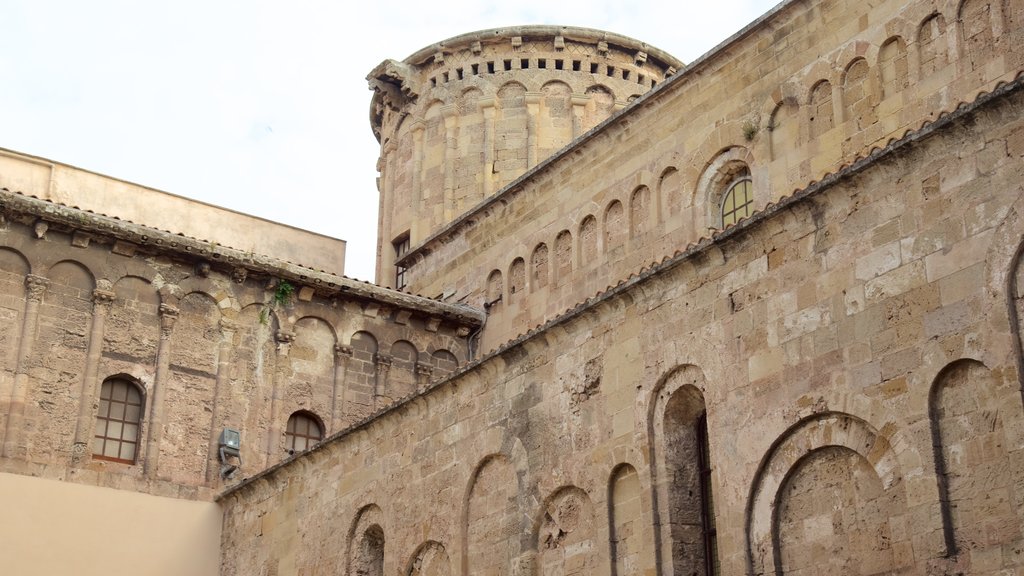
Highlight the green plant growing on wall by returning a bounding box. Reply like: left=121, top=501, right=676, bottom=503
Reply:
left=742, top=120, right=759, bottom=141
left=259, top=280, right=295, bottom=325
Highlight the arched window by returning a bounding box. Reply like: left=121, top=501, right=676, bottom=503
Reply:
left=93, top=377, right=143, bottom=464
left=285, top=411, right=323, bottom=453
left=721, top=177, right=753, bottom=227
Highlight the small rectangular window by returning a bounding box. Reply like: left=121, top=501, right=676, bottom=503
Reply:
left=456, top=68, right=464, bottom=80
left=606, top=65, right=615, bottom=77
left=622, top=70, right=630, bottom=80
left=393, top=233, right=411, bottom=291
left=430, top=77, right=437, bottom=87
left=521, top=58, right=529, bottom=69
left=638, top=73, right=645, bottom=85
left=573, top=60, right=581, bottom=71
left=590, top=62, right=598, bottom=73
left=442, top=72, right=449, bottom=83
left=488, top=61, right=495, bottom=74
left=555, top=59, right=564, bottom=70
left=504, top=59, right=512, bottom=71
left=472, top=63, right=479, bottom=75
left=538, top=59, right=547, bottom=69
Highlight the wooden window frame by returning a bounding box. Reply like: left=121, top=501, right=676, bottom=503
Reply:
left=93, top=378, right=144, bottom=465
left=285, top=411, right=324, bottom=454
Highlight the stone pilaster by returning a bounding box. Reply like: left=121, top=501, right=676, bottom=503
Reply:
left=1, top=274, right=49, bottom=458
left=70, top=288, right=116, bottom=466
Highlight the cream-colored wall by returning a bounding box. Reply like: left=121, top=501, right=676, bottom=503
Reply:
left=0, top=148, right=346, bottom=275
left=0, top=472, right=221, bottom=576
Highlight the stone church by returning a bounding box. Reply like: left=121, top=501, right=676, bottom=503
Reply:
left=1, top=0, right=1023, bottom=574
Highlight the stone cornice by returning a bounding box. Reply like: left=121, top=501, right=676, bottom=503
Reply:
left=0, top=189, right=485, bottom=329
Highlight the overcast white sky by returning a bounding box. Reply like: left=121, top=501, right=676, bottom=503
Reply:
left=0, top=0, right=780, bottom=281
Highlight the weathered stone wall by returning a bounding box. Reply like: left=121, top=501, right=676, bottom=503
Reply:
left=0, top=198, right=475, bottom=498
left=369, top=27, right=683, bottom=286
left=218, top=76, right=1024, bottom=575
left=397, top=0, right=1024, bottom=352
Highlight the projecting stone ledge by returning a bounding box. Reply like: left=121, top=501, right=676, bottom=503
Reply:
left=0, top=188, right=486, bottom=329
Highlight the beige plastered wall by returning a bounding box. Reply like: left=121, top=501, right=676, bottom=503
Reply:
left=0, top=472, right=221, bottom=576
left=0, top=148, right=346, bottom=275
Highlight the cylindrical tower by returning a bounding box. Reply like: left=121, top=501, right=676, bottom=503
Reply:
left=367, top=26, right=683, bottom=288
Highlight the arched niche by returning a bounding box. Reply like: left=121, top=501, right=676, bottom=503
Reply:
left=648, top=364, right=718, bottom=575
left=745, top=412, right=907, bottom=575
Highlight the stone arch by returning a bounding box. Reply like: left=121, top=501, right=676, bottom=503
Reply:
left=0, top=249, right=30, bottom=376
left=388, top=339, right=418, bottom=401
left=1010, top=0, right=1024, bottom=42
left=508, top=257, right=526, bottom=299
left=462, top=453, right=522, bottom=575
left=456, top=86, right=482, bottom=114
left=0, top=247, right=30, bottom=276
left=284, top=409, right=324, bottom=454
left=531, top=243, right=549, bottom=290
left=584, top=84, right=615, bottom=131
left=35, top=258, right=96, bottom=455
left=290, top=316, right=337, bottom=422
left=1010, top=233, right=1024, bottom=397
left=930, top=358, right=1018, bottom=559
left=228, top=303, right=276, bottom=467
left=774, top=446, right=903, bottom=574
left=579, top=215, right=598, bottom=265
left=486, top=269, right=503, bottom=308
left=768, top=99, right=799, bottom=161
left=496, top=82, right=528, bottom=189
left=841, top=58, right=872, bottom=129
left=918, top=13, right=950, bottom=77
left=422, top=100, right=446, bottom=209
left=23, top=250, right=102, bottom=458
left=695, top=146, right=755, bottom=229
left=169, top=291, right=221, bottom=374
left=532, top=485, right=599, bottom=574
left=430, top=349, right=458, bottom=380
left=603, top=199, right=626, bottom=255
left=40, top=258, right=96, bottom=286
left=164, top=291, right=221, bottom=483
left=659, top=167, right=685, bottom=219
left=347, top=331, right=379, bottom=418
left=648, top=365, right=718, bottom=575
left=405, top=540, right=450, bottom=576
left=959, top=0, right=1001, bottom=72
left=105, top=275, right=160, bottom=364
left=91, top=374, right=147, bottom=464
left=609, top=463, right=643, bottom=576
left=540, top=80, right=573, bottom=157
left=629, top=185, right=651, bottom=239
left=554, top=230, right=573, bottom=284
left=745, top=412, right=905, bottom=575
left=45, top=259, right=96, bottom=298
left=878, top=36, right=909, bottom=98
left=348, top=504, right=386, bottom=576
left=808, top=79, right=835, bottom=139
left=455, top=88, right=484, bottom=208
